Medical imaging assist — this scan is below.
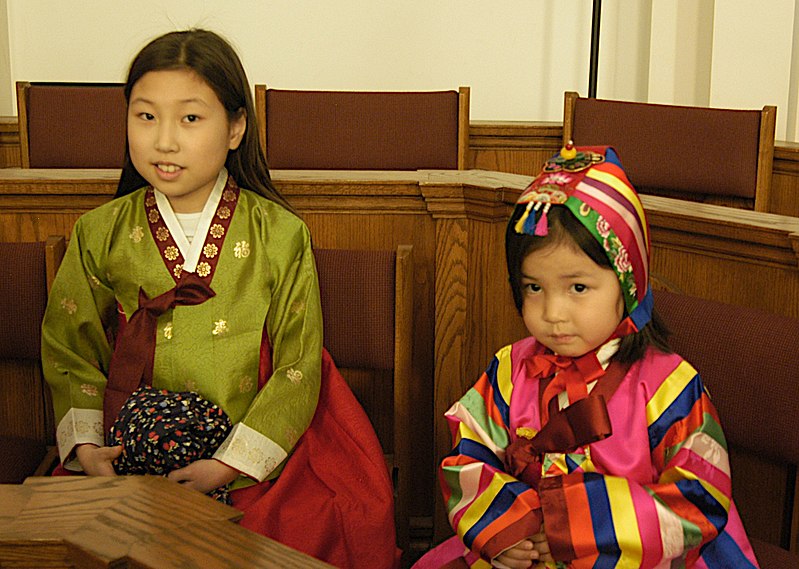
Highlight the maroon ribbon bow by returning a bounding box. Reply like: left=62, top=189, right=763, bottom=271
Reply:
left=504, top=395, right=612, bottom=489
left=104, top=271, right=215, bottom=433
left=527, top=351, right=606, bottom=425
left=505, top=358, right=631, bottom=488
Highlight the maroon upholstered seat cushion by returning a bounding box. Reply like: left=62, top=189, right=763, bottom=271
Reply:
left=0, top=241, right=48, bottom=360
left=653, top=290, right=799, bottom=465
left=265, top=89, right=459, bottom=170
left=26, top=83, right=126, bottom=168
left=751, top=537, right=799, bottom=568
left=572, top=98, right=762, bottom=199
left=0, top=240, right=58, bottom=483
left=314, top=249, right=395, bottom=370
left=0, top=436, right=47, bottom=484
left=653, top=291, right=799, bottom=561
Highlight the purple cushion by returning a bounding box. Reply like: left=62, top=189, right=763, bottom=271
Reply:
left=314, top=249, right=396, bottom=370
left=26, top=83, right=126, bottom=168
left=0, top=436, right=47, bottom=483
left=266, top=90, right=459, bottom=170
left=0, top=241, right=47, bottom=360
left=653, top=290, right=799, bottom=464
left=573, top=98, right=762, bottom=199
left=751, top=537, right=799, bottom=569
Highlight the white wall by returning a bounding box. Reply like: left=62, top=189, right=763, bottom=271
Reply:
left=0, top=0, right=11, bottom=114
left=4, top=0, right=601, bottom=122
left=710, top=0, right=796, bottom=141
left=648, top=0, right=715, bottom=107
left=3, top=0, right=799, bottom=141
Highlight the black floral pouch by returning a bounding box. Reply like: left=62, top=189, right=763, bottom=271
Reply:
left=107, top=385, right=233, bottom=503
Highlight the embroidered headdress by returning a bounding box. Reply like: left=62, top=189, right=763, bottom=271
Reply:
left=509, top=144, right=653, bottom=334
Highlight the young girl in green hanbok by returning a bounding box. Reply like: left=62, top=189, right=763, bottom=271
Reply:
left=42, top=28, right=398, bottom=568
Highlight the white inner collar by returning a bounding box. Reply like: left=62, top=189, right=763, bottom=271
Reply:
left=596, top=338, right=621, bottom=368
left=154, top=168, right=227, bottom=273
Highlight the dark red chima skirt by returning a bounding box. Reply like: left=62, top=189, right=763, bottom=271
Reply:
left=231, top=350, right=400, bottom=568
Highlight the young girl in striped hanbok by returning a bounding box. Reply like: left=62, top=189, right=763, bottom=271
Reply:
left=415, top=145, right=759, bottom=569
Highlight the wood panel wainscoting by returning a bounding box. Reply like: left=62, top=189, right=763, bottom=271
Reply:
left=467, top=120, right=562, bottom=177
left=0, top=118, right=22, bottom=169
left=2, top=168, right=799, bottom=551
left=773, top=140, right=799, bottom=217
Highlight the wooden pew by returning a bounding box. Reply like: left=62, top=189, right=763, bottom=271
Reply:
left=2, top=168, right=798, bottom=548
left=0, top=475, right=333, bottom=568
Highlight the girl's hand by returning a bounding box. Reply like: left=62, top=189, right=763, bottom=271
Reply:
left=167, top=459, right=238, bottom=494
left=493, top=539, right=539, bottom=568
left=75, top=443, right=122, bottom=476
left=530, top=530, right=555, bottom=566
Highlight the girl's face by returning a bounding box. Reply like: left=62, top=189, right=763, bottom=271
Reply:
left=127, top=69, right=246, bottom=213
left=520, top=238, right=624, bottom=357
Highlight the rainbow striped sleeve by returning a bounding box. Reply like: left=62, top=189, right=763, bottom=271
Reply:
left=538, top=360, right=759, bottom=568
left=440, top=346, right=543, bottom=562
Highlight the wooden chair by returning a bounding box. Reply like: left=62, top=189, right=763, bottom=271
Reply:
left=255, top=85, right=470, bottom=170
left=0, top=235, right=66, bottom=483
left=562, top=91, right=777, bottom=212
left=313, top=245, right=414, bottom=564
left=653, top=289, right=799, bottom=568
left=16, top=81, right=126, bottom=168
